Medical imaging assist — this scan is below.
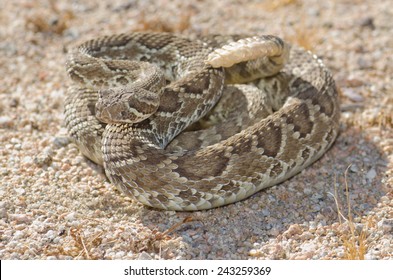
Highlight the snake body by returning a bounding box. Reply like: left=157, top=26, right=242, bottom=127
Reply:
left=65, top=32, right=340, bottom=211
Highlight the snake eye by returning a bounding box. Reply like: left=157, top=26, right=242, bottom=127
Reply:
left=121, top=110, right=129, bottom=119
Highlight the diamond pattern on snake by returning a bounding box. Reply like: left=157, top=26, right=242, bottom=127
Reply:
left=65, top=32, right=340, bottom=211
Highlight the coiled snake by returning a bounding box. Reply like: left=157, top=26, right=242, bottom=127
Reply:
left=65, top=32, right=340, bottom=211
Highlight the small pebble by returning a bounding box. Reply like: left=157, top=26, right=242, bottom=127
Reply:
left=14, top=188, right=26, bottom=195
left=138, top=251, right=152, bottom=260
left=336, top=248, right=345, bottom=258
left=349, top=164, right=359, bottom=173
left=283, top=224, right=302, bottom=238
left=13, top=231, right=25, bottom=240
left=0, top=116, right=14, bottom=128
left=364, top=252, right=376, bottom=260
left=357, top=57, right=373, bottom=69
left=45, top=230, right=56, bottom=240
left=261, top=208, right=270, bottom=216
left=53, top=136, right=71, bottom=147
left=357, top=17, right=375, bottom=29
left=300, top=232, right=314, bottom=241
left=303, top=187, right=313, bottom=195
left=300, top=242, right=316, bottom=252
left=115, top=251, right=126, bottom=258
left=0, top=202, right=8, bottom=219
left=9, top=213, right=31, bottom=224
left=341, top=88, right=364, bottom=102
left=65, top=212, right=77, bottom=222
left=377, top=219, right=393, bottom=234
left=34, top=148, right=53, bottom=167
left=366, top=169, right=377, bottom=181
left=249, top=249, right=260, bottom=257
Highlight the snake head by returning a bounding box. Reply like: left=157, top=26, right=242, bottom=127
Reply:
left=95, top=87, right=160, bottom=124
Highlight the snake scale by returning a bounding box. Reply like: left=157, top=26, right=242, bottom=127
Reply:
left=65, top=32, right=340, bottom=211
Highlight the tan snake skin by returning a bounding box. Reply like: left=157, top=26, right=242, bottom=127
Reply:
left=65, top=32, right=340, bottom=211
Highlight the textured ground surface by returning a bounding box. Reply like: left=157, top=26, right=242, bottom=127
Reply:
left=0, top=0, right=392, bottom=259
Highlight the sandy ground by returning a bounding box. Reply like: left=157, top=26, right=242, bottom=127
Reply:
left=0, top=0, right=392, bottom=259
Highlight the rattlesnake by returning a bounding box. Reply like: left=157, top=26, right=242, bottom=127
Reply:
left=65, top=32, right=340, bottom=211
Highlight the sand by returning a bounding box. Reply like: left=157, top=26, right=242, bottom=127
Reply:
left=0, top=0, right=392, bottom=259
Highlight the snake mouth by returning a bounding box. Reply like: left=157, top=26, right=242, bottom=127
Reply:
left=95, top=85, right=161, bottom=125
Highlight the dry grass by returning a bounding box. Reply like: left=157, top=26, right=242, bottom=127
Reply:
left=25, top=0, right=74, bottom=35
left=42, top=215, right=194, bottom=259
left=285, top=19, right=322, bottom=51
left=356, top=98, right=393, bottom=131
left=257, top=0, right=301, bottom=11
left=134, top=11, right=191, bottom=33
left=376, top=107, right=393, bottom=128
left=68, top=226, right=104, bottom=259
left=42, top=225, right=103, bottom=259
left=129, top=217, right=194, bottom=258
left=255, top=0, right=323, bottom=51
left=329, top=166, right=369, bottom=259
left=254, top=0, right=320, bottom=51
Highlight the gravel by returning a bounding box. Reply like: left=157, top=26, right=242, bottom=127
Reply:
left=0, top=0, right=392, bottom=260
